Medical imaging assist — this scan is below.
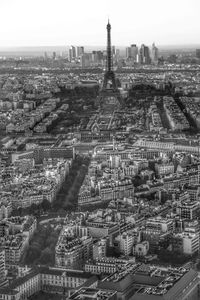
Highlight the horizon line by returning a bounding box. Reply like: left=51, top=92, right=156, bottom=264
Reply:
left=0, top=44, right=200, bottom=50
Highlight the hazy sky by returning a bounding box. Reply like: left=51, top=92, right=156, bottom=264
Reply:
left=0, top=0, right=199, bottom=47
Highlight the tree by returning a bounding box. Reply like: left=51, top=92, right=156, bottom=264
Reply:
left=158, top=249, right=189, bottom=265
left=57, top=208, right=66, bottom=215
left=23, top=223, right=61, bottom=266
left=132, top=175, right=146, bottom=187
left=25, top=246, right=41, bottom=263
left=28, top=203, right=38, bottom=215
left=41, top=199, right=51, bottom=211
left=39, top=247, right=54, bottom=265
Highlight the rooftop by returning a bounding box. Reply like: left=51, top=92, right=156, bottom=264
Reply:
left=69, top=287, right=117, bottom=300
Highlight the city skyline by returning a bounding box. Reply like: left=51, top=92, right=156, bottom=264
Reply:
left=0, top=0, right=199, bottom=47
left=1, top=1, right=200, bottom=298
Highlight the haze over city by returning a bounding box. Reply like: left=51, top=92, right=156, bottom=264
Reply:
left=0, top=0, right=200, bottom=48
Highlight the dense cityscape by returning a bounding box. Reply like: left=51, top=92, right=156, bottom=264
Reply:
left=1, top=7, right=200, bottom=300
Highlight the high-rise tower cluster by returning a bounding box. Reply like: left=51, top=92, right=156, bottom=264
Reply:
left=68, top=46, right=84, bottom=62
left=126, top=43, right=159, bottom=64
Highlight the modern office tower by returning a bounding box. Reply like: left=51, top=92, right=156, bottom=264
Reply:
left=68, top=48, right=72, bottom=61
left=52, top=51, right=56, bottom=60
left=196, top=49, right=200, bottom=59
left=126, top=47, right=131, bottom=59
left=80, top=53, right=91, bottom=67
left=80, top=54, right=86, bottom=67
left=144, top=44, right=151, bottom=64
left=76, top=46, right=84, bottom=57
left=130, top=44, right=138, bottom=61
left=92, top=51, right=99, bottom=63
left=91, top=51, right=103, bottom=64
left=112, top=46, right=116, bottom=55
left=44, top=52, right=48, bottom=60
left=68, top=45, right=76, bottom=61
left=151, top=43, right=159, bottom=63
left=91, top=51, right=97, bottom=63
left=139, top=44, right=151, bottom=64
left=97, top=51, right=103, bottom=61
left=116, top=49, right=120, bottom=57
left=126, top=44, right=138, bottom=62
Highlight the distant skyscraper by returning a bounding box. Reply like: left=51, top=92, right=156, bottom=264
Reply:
left=80, top=53, right=90, bottom=67
left=126, top=47, right=131, bottom=59
left=112, top=46, right=116, bottom=56
left=151, top=43, right=159, bottom=64
left=91, top=51, right=103, bottom=64
left=76, top=46, right=84, bottom=57
left=130, top=44, right=138, bottom=62
left=126, top=44, right=138, bottom=62
left=44, top=52, right=48, bottom=60
left=52, top=51, right=56, bottom=60
left=139, top=44, right=151, bottom=64
left=68, top=45, right=76, bottom=61
left=116, top=49, right=120, bottom=58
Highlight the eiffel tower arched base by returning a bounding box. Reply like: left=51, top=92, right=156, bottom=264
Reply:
left=97, top=88, right=124, bottom=113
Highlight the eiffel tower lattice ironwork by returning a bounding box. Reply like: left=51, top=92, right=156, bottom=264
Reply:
left=102, top=20, right=117, bottom=90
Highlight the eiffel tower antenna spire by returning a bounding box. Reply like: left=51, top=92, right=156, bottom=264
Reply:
left=106, top=19, right=112, bottom=72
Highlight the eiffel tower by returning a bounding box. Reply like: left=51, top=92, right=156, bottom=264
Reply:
left=103, top=20, right=117, bottom=90
left=98, top=20, right=123, bottom=113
